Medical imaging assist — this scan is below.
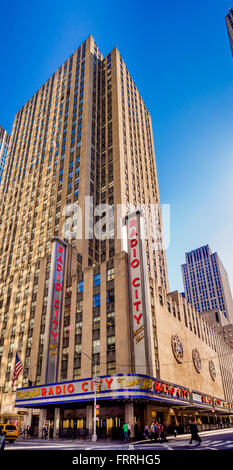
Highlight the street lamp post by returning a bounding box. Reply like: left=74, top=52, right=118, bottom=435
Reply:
left=81, top=351, right=98, bottom=442
left=92, top=362, right=97, bottom=442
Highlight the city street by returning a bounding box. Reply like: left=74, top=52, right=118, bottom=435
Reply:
left=3, top=428, right=233, bottom=451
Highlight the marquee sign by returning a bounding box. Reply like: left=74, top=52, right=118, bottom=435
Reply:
left=15, top=374, right=190, bottom=407
left=45, top=237, right=67, bottom=384
left=192, top=391, right=213, bottom=407
left=126, top=211, right=153, bottom=376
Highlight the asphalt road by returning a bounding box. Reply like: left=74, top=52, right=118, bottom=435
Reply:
left=3, top=428, right=233, bottom=451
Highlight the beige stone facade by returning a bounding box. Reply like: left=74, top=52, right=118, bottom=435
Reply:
left=0, top=36, right=233, bottom=437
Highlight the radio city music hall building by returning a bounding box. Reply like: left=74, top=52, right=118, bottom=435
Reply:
left=0, top=36, right=233, bottom=438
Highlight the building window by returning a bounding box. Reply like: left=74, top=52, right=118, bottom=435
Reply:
left=77, top=280, right=84, bottom=293
left=94, top=273, right=101, bottom=286
left=93, top=293, right=100, bottom=308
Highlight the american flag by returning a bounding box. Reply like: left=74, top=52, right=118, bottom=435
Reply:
left=11, top=353, right=23, bottom=387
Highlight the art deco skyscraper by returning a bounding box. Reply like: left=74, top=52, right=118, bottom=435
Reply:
left=0, top=35, right=168, bottom=400
left=182, top=245, right=233, bottom=323
left=226, top=8, right=233, bottom=56
left=1, top=36, right=233, bottom=434
left=0, top=125, right=10, bottom=185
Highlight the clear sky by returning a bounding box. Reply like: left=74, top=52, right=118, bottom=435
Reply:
left=1, top=0, right=233, bottom=293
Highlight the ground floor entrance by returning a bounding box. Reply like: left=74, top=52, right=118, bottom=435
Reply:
left=23, top=400, right=233, bottom=440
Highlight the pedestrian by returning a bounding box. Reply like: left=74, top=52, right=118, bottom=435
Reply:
left=0, top=429, right=5, bottom=451
left=26, top=425, right=31, bottom=439
left=161, top=422, right=168, bottom=442
left=188, top=420, right=202, bottom=445
left=150, top=422, right=155, bottom=440
left=158, top=423, right=162, bottom=441
left=127, top=423, right=131, bottom=440
left=123, top=423, right=129, bottom=442
left=42, top=425, right=46, bottom=439
left=144, top=424, right=150, bottom=440
left=154, top=422, right=159, bottom=441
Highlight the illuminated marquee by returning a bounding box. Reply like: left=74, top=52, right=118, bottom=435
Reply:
left=15, top=374, right=190, bottom=406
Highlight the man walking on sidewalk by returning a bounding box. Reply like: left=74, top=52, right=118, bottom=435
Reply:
left=188, top=419, right=202, bottom=445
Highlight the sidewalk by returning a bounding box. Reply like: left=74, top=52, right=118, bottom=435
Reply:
left=132, top=427, right=233, bottom=445
left=17, top=427, right=233, bottom=445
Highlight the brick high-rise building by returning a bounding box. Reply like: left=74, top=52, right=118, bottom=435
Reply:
left=182, top=245, right=233, bottom=323
left=1, top=36, right=233, bottom=436
left=226, top=8, right=233, bottom=56
left=0, top=125, right=10, bottom=185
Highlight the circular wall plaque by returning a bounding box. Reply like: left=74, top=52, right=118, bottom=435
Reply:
left=209, top=360, right=216, bottom=381
left=192, top=348, right=202, bottom=373
left=171, top=334, right=184, bottom=363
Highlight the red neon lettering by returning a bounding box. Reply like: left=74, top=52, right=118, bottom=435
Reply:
left=129, top=219, right=136, bottom=228
left=130, top=228, right=137, bottom=237
left=130, top=239, right=137, bottom=248
left=135, top=289, right=139, bottom=299
left=51, top=331, right=58, bottom=341
left=133, top=300, right=141, bottom=311
left=134, top=313, right=142, bottom=324
left=105, top=378, right=113, bottom=389
left=57, top=255, right=63, bottom=263
left=132, top=278, right=140, bottom=287
left=54, top=309, right=58, bottom=319
left=131, top=259, right=139, bottom=268
left=56, top=386, right=62, bottom=395
left=54, top=299, right=60, bottom=308
left=58, top=245, right=64, bottom=254
left=160, top=383, right=164, bottom=393
left=56, top=263, right=63, bottom=271
left=48, top=387, right=54, bottom=396
left=55, top=282, right=62, bottom=291
left=155, top=381, right=160, bottom=392
left=41, top=388, right=47, bottom=396
left=82, top=382, right=88, bottom=392
left=68, top=384, right=74, bottom=394
left=53, top=319, right=59, bottom=329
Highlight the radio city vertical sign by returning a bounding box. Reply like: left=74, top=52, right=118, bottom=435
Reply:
left=126, top=211, right=153, bottom=376
left=45, top=237, right=67, bottom=384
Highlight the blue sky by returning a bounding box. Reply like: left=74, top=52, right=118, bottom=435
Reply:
left=1, top=0, right=233, bottom=293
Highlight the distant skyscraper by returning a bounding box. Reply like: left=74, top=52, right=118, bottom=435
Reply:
left=226, top=8, right=233, bottom=56
left=0, top=126, right=10, bottom=185
left=182, top=245, right=233, bottom=323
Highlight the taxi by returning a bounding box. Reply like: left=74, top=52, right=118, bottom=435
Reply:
left=0, top=423, right=19, bottom=443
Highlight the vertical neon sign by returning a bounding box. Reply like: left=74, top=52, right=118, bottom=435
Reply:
left=126, top=211, right=153, bottom=376
left=46, top=237, right=67, bottom=384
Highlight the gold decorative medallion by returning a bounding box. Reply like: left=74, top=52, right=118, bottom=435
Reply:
left=171, top=334, right=184, bottom=363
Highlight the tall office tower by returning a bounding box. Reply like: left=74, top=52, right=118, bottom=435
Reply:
left=226, top=8, right=233, bottom=56
left=0, top=35, right=167, bottom=406
left=182, top=245, right=233, bottom=323
left=0, top=126, right=10, bottom=185
left=2, top=36, right=232, bottom=436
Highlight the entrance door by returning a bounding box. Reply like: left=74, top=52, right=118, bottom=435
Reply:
left=31, top=415, right=39, bottom=437
left=156, top=412, right=164, bottom=424
left=106, top=417, right=123, bottom=439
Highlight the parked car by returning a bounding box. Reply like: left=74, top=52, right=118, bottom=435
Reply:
left=0, top=424, right=19, bottom=443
